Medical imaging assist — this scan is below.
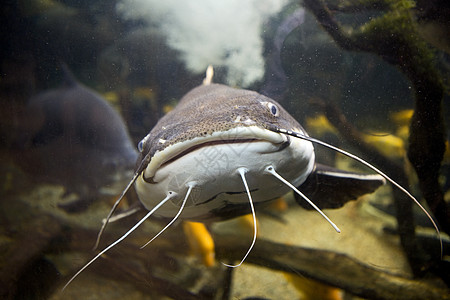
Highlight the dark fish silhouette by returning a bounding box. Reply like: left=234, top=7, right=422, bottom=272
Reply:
left=13, top=66, right=138, bottom=212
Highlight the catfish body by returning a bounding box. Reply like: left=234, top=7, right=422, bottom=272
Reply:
left=134, top=83, right=383, bottom=220
left=64, top=79, right=441, bottom=293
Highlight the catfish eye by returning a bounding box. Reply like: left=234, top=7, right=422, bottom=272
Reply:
left=260, top=101, right=279, bottom=117
left=137, top=140, right=145, bottom=152
left=267, top=102, right=279, bottom=117
left=138, top=134, right=151, bottom=152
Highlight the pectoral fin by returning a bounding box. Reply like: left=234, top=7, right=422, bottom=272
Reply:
left=297, top=164, right=385, bottom=210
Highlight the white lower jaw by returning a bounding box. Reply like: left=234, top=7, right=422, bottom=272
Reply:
left=135, top=127, right=315, bottom=220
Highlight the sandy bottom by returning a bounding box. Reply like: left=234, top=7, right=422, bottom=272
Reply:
left=6, top=182, right=430, bottom=300
left=213, top=188, right=412, bottom=299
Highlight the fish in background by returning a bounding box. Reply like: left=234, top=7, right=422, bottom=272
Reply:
left=12, top=65, right=138, bottom=212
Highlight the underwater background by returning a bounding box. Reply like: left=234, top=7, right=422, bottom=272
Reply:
left=1, top=0, right=449, bottom=299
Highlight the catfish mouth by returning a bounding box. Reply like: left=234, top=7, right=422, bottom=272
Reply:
left=161, top=138, right=263, bottom=168
left=143, top=137, right=290, bottom=183
left=142, top=126, right=289, bottom=183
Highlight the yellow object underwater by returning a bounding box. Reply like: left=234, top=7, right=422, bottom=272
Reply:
left=133, top=87, right=155, bottom=100
left=182, top=214, right=261, bottom=267
left=362, top=133, right=405, bottom=159
left=102, top=91, right=120, bottom=104
left=305, top=115, right=338, bottom=137
left=182, top=221, right=215, bottom=267
left=162, top=103, right=176, bottom=114
left=390, top=109, right=414, bottom=126
left=268, top=197, right=288, bottom=212
left=306, top=111, right=410, bottom=160
left=284, top=273, right=343, bottom=300
left=444, top=140, right=450, bottom=164
left=237, top=214, right=260, bottom=236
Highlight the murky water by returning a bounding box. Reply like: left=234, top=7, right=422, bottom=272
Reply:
left=1, top=1, right=449, bottom=299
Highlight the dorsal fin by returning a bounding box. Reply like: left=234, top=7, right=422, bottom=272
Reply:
left=60, top=63, right=79, bottom=88
left=202, top=65, right=214, bottom=85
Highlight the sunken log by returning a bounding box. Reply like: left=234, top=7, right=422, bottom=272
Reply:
left=0, top=214, right=62, bottom=300
left=215, top=234, right=449, bottom=300
left=302, top=0, right=448, bottom=276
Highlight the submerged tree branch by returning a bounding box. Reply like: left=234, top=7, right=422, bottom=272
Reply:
left=215, top=235, right=449, bottom=300
left=309, top=97, right=431, bottom=275
left=302, top=0, right=448, bottom=276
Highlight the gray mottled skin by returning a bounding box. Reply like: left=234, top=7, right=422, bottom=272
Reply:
left=134, top=82, right=384, bottom=221
left=137, top=83, right=305, bottom=170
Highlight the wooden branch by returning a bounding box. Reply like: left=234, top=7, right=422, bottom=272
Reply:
left=0, top=214, right=62, bottom=300
left=1, top=194, right=446, bottom=300
left=215, top=235, right=449, bottom=300
left=308, top=98, right=432, bottom=275
left=327, top=0, right=390, bottom=13
left=303, top=0, right=448, bottom=236
left=302, top=0, right=448, bottom=276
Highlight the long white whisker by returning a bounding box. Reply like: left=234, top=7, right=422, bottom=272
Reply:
left=102, top=206, right=141, bottom=224
left=140, top=182, right=196, bottom=249
left=273, top=127, right=442, bottom=257
left=223, top=167, right=258, bottom=268
left=93, top=172, right=140, bottom=250
left=62, top=191, right=177, bottom=291
left=265, top=165, right=341, bottom=233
